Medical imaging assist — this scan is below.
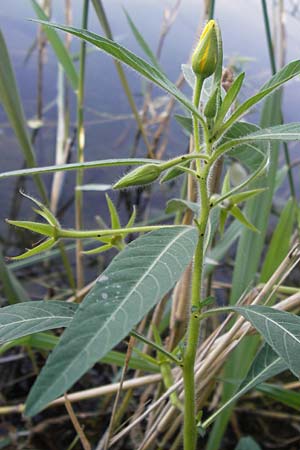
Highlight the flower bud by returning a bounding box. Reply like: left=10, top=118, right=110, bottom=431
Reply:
left=192, top=20, right=218, bottom=79
left=113, top=164, right=161, bottom=189
left=204, top=86, right=220, bottom=118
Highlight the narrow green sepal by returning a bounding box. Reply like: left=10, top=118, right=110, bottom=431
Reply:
left=229, top=205, right=259, bottom=233
left=20, top=191, right=59, bottom=226
left=8, top=238, right=56, bottom=260
left=204, top=86, right=220, bottom=119
left=126, top=205, right=137, bottom=229
left=82, top=243, right=112, bottom=255
left=219, top=208, right=228, bottom=234
left=105, top=194, right=121, bottom=229
left=6, top=220, right=55, bottom=237
left=221, top=170, right=231, bottom=195
left=229, top=188, right=267, bottom=205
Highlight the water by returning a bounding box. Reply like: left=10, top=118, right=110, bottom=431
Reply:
left=0, top=0, right=299, bottom=242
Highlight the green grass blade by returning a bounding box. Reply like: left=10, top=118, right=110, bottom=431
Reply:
left=256, top=383, right=300, bottom=410
left=123, top=8, right=161, bottom=70
left=0, top=31, right=47, bottom=202
left=25, top=226, right=197, bottom=416
left=31, top=0, right=78, bottom=92
left=260, top=198, right=296, bottom=281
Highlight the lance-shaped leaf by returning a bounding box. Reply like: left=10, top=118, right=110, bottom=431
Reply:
left=25, top=226, right=197, bottom=416
left=0, top=301, right=77, bottom=343
left=229, top=205, right=259, bottom=233
left=214, top=72, right=245, bottom=129
left=218, top=60, right=300, bottom=135
left=31, top=0, right=78, bottom=92
left=30, top=20, right=203, bottom=121
left=202, top=344, right=287, bottom=428
left=231, top=306, right=300, bottom=378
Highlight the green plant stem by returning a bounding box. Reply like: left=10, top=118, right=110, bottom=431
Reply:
left=183, top=165, right=210, bottom=450
left=183, top=73, right=210, bottom=447
left=58, top=224, right=183, bottom=239
left=75, top=0, right=89, bottom=292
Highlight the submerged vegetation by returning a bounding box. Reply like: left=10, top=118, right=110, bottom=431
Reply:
left=1, top=1, right=300, bottom=449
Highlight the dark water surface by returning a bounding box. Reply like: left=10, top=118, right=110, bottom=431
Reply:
left=0, top=0, right=299, bottom=240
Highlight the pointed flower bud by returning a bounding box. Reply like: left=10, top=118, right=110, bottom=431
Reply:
left=113, top=164, right=161, bottom=189
left=192, top=20, right=219, bottom=79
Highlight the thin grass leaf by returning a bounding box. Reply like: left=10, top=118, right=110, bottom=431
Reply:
left=260, top=198, right=296, bottom=282
left=256, top=383, right=300, bottom=410
left=123, top=8, right=161, bottom=70
left=31, top=0, right=78, bottom=92
left=0, top=31, right=47, bottom=201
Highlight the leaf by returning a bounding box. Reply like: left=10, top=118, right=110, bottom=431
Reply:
left=0, top=158, right=158, bottom=179
left=0, top=301, right=77, bottom=343
left=229, top=122, right=300, bottom=145
left=31, top=0, right=78, bottom=92
left=105, top=194, right=121, bottom=229
left=123, top=8, right=161, bottom=70
left=229, top=205, right=259, bottom=233
left=234, top=437, right=262, bottom=450
left=219, top=60, right=300, bottom=135
left=231, top=305, right=300, bottom=378
left=228, top=189, right=266, bottom=205
left=30, top=20, right=203, bottom=120
left=165, top=198, right=200, bottom=216
left=256, top=383, right=300, bottom=410
left=214, top=72, right=245, bottom=129
left=25, top=226, right=198, bottom=416
left=181, top=64, right=196, bottom=90
left=260, top=198, right=296, bottom=282
left=202, top=344, right=287, bottom=428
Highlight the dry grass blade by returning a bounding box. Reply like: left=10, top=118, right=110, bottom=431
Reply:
left=64, top=393, right=91, bottom=450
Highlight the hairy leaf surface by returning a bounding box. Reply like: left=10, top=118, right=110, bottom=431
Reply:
left=25, top=226, right=197, bottom=416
